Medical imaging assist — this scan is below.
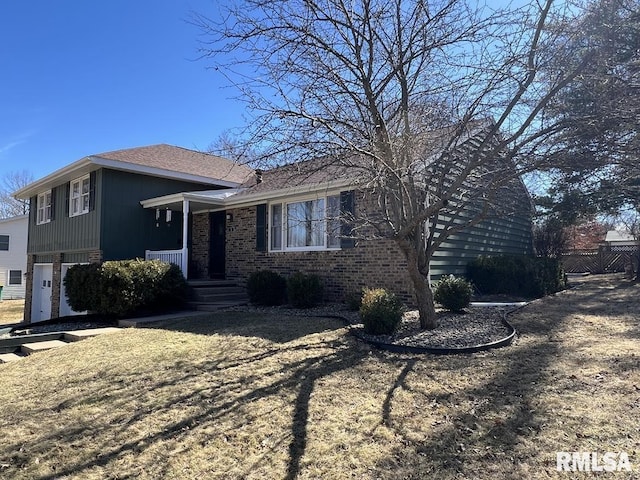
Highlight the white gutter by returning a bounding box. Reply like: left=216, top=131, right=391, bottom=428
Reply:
left=14, top=156, right=244, bottom=200
left=13, top=157, right=93, bottom=199
left=139, top=178, right=357, bottom=211
left=222, top=177, right=357, bottom=209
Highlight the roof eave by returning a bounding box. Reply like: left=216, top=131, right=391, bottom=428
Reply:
left=13, top=156, right=244, bottom=200
left=222, top=177, right=357, bottom=209
left=90, top=156, right=244, bottom=188
left=13, top=157, right=93, bottom=199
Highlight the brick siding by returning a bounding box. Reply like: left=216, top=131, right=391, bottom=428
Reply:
left=225, top=192, right=416, bottom=304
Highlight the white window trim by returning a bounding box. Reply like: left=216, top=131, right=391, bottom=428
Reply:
left=69, top=174, right=91, bottom=217
left=37, top=190, right=52, bottom=225
left=268, top=193, right=342, bottom=252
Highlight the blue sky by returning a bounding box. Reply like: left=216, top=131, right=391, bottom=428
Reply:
left=0, top=0, right=245, bottom=183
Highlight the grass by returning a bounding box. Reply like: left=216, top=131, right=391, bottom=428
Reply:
left=0, top=275, right=638, bottom=479
left=0, top=298, right=25, bottom=325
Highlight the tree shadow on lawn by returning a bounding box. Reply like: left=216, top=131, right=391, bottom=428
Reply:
left=368, top=275, right=639, bottom=478
left=144, top=311, right=345, bottom=344
left=0, top=322, right=374, bottom=480
left=2, top=277, right=636, bottom=479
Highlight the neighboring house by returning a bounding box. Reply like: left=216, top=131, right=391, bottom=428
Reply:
left=604, top=230, right=636, bottom=248
left=0, top=215, right=28, bottom=300
left=15, top=140, right=533, bottom=323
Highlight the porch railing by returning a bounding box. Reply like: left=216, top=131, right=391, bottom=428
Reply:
left=145, top=248, right=188, bottom=277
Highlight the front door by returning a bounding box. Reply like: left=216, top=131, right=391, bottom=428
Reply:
left=209, top=211, right=226, bottom=279
left=32, top=264, right=53, bottom=323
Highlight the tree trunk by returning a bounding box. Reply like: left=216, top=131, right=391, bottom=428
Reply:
left=397, top=239, right=437, bottom=329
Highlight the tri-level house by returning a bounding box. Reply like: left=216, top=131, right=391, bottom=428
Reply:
left=14, top=145, right=252, bottom=322
left=16, top=137, right=534, bottom=323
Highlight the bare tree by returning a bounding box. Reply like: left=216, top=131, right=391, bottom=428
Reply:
left=0, top=169, right=33, bottom=218
left=195, top=0, right=596, bottom=328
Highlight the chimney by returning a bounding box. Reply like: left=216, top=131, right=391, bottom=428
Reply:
left=255, top=169, right=263, bottom=184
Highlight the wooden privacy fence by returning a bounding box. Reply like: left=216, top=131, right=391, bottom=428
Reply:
left=562, top=245, right=639, bottom=274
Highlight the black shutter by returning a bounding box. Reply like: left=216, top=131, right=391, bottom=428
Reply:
left=256, top=203, right=267, bottom=252
left=31, top=197, right=37, bottom=225
left=89, top=171, right=97, bottom=211
left=340, top=190, right=355, bottom=249
left=50, top=188, right=56, bottom=221
left=64, top=182, right=70, bottom=217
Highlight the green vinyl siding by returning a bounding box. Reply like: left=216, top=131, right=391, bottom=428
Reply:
left=27, top=167, right=223, bottom=261
left=99, top=169, right=216, bottom=261
left=27, top=171, right=102, bottom=254
left=430, top=213, right=533, bottom=279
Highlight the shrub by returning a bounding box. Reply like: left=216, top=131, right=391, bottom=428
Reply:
left=63, top=259, right=188, bottom=317
left=359, top=288, right=404, bottom=335
left=433, top=275, right=472, bottom=312
left=344, top=290, right=363, bottom=311
left=64, top=263, right=102, bottom=312
left=287, top=272, right=324, bottom=308
left=246, top=270, right=287, bottom=306
left=467, top=255, right=566, bottom=298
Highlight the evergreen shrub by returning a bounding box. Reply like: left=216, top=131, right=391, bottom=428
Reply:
left=287, top=272, right=323, bottom=308
left=246, top=270, right=287, bottom=306
left=63, top=259, right=188, bottom=317
left=433, top=275, right=473, bottom=312
left=467, top=255, right=566, bottom=298
left=359, top=288, right=404, bottom=335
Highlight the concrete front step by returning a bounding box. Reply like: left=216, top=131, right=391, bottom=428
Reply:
left=188, top=279, right=238, bottom=288
left=64, top=327, right=122, bottom=342
left=191, top=286, right=245, bottom=296
left=195, top=293, right=249, bottom=303
left=188, top=280, right=248, bottom=309
left=21, top=340, right=69, bottom=355
left=0, top=327, right=123, bottom=363
left=0, top=352, right=26, bottom=363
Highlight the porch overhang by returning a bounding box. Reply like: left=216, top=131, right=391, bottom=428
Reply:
left=139, top=189, right=244, bottom=213
left=139, top=177, right=356, bottom=213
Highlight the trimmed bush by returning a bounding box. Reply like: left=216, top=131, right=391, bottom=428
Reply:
left=434, top=275, right=472, bottom=312
left=287, top=272, right=323, bottom=308
left=344, top=290, right=363, bottom=311
left=247, top=270, right=287, bottom=306
left=467, top=255, right=566, bottom=298
left=359, top=288, right=404, bottom=335
left=64, top=263, right=102, bottom=313
left=63, top=259, right=188, bottom=317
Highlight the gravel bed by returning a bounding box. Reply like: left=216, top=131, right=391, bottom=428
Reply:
left=225, top=303, right=516, bottom=349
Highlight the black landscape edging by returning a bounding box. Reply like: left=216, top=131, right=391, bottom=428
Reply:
left=320, top=312, right=518, bottom=355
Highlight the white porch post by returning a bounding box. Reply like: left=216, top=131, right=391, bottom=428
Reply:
left=182, top=199, right=189, bottom=278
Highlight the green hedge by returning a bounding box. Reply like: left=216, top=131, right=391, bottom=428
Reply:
left=246, top=270, right=287, bottom=306
left=64, top=259, right=188, bottom=317
left=287, top=272, right=323, bottom=308
left=466, top=255, right=566, bottom=298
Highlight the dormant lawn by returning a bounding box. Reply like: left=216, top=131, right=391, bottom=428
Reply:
left=0, top=298, right=24, bottom=325
left=0, top=275, right=637, bottom=479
